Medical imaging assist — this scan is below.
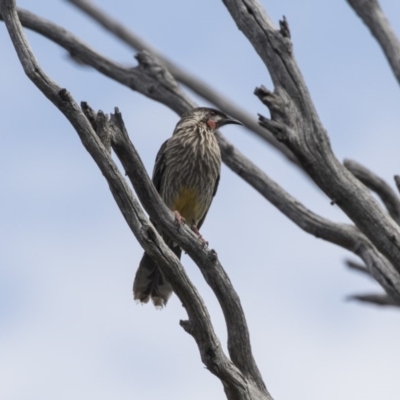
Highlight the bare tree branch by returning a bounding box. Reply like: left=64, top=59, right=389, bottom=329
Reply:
left=1, top=0, right=271, bottom=399
left=65, top=0, right=299, bottom=167
left=347, top=293, right=400, bottom=307
left=79, top=102, right=268, bottom=395
left=220, top=0, right=400, bottom=274
left=344, top=159, right=400, bottom=225
left=218, top=134, right=400, bottom=301
left=345, top=260, right=400, bottom=308
left=58, top=1, right=400, bottom=304
left=3, top=4, right=400, bottom=303
left=347, top=0, right=400, bottom=86
left=0, top=2, right=273, bottom=398
left=3, top=0, right=400, bottom=396
left=0, top=7, right=193, bottom=115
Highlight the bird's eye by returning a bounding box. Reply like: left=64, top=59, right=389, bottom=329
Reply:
left=209, top=110, right=216, bottom=117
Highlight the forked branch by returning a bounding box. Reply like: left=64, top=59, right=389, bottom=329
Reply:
left=222, top=0, right=400, bottom=273
left=0, top=1, right=271, bottom=398
left=65, top=0, right=298, bottom=166
left=2, top=3, right=400, bottom=303
left=80, top=103, right=267, bottom=395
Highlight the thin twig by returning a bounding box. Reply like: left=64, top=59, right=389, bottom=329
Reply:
left=0, top=7, right=193, bottom=115
left=347, top=293, right=400, bottom=307
left=65, top=0, right=299, bottom=166
left=347, top=0, right=400, bottom=86
left=345, top=259, right=371, bottom=277
left=394, top=175, right=400, bottom=194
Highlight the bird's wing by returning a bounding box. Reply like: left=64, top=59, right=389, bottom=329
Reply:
left=152, top=139, right=169, bottom=193
left=197, top=174, right=220, bottom=230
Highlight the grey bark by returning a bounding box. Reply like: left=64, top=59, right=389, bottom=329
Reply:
left=65, top=0, right=298, bottom=166
left=222, top=0, right=400, bottom=274
left=82, top=103, right=267, bottom=395
left=344, top=159, right=400, bottom=225
left=218, top=134, right=400, bottom=302
left=0, top=1, right=271, bottom=398
left=2, top=1, right=399, bottom=303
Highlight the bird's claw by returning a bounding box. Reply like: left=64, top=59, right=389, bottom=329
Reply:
left=191, top=224, right=208, bottom=248
left=199, top=236, right=209, bottom=249
left=173, top=210, right=186, bottom=228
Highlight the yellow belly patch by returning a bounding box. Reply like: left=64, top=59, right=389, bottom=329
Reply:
left=172, top=188, right=202, bottom=225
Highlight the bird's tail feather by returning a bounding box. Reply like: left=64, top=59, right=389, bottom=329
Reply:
left=133, top=240, right=181, bottom=308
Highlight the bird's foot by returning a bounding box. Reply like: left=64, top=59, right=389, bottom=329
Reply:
left=191, top=224, right=208, bottom=248
left=173, top=210, right=186, bottom=228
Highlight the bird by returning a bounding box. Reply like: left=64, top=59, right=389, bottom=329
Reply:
left=133, top=107, right=242, bottom=308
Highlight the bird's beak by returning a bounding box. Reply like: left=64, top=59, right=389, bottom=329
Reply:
left=218, top=117, right=243, bottom=128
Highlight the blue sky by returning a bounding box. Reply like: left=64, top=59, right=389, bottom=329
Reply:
left=1, top=1, right=400, bottom=399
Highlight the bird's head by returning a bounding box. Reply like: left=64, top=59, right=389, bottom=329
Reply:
left=176, top=107, right=242, bottom=133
